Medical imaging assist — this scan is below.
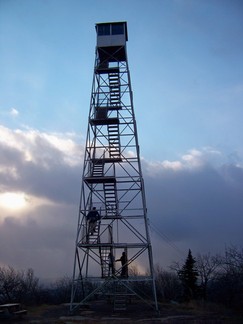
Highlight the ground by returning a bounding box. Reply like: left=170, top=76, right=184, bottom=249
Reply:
left=7, top=300, right=243, bottom=323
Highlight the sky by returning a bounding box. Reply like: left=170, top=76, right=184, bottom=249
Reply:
left=0, top=0, right=243, bottom=280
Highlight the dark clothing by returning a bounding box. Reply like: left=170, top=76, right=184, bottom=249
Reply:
left=87, top=209, right=100, bottom=222
left=87, top=208, right=101, bottom=235
left=116, top=252, right=128, bottom=277
left=108, top=253, right=115, bottom=276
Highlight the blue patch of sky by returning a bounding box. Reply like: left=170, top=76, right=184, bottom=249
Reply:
left=0, top=0, right=243, bottom=161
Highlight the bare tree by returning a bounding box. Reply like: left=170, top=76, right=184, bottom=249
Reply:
left=196, top=253, right=221, bottom=300
left=20, top=268, right=40, bottom=303
left=204, top=246, right=243, bottom=309
left=154, top=264, right=182, bottom=301
left=220, top=245, right=243, bottom=308
left=223, top=245, right=243, bottom=273
left=0, top=266, right=21, bottom=302
left=169, top=261, right=182, bottom=275
left=51, top=276, right=72, bottom=304
left=0, top=266, right=40, bottom=304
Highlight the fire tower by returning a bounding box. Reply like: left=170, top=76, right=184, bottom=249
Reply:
left=70, top=21, right=158, bottom=313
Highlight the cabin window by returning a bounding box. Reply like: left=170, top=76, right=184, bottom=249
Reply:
left=112, top=23, right=124, bottom=35
left=98, top=24, right=110, bottom=36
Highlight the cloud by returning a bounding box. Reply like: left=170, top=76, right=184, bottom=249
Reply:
left=144, top=152, right=243, bottom=264
left=0, top=204, right=75, bottom=279
left=10, top=108, right=19, bottom=117
left=143, top=147, right=223, bottom=176
left=0, top=125, right=82, bottom=278
left=0, top=126, right=82, bottom=205
left=0, top=125, right=243, bottom=278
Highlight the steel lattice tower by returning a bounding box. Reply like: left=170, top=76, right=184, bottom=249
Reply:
left=70, top=21, right=158, bottom=313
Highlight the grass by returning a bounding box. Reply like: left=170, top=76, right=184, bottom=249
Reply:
left=20, top=300, right=243, bottom=323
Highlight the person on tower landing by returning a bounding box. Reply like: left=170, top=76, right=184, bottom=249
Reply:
left=108, top=252, right=115, bottom=276
left=116, top=251, right=128, bottom=277
left=86, top=207, right=101, bottom=235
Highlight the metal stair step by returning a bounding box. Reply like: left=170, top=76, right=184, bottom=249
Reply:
left=109, top=73, right=120, bottom=106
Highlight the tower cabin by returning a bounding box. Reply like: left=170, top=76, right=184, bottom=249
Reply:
left=96, top=21, right=128, bottom=67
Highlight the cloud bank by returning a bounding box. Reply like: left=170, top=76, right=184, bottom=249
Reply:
left=143, top=147, right=243, bottom=264
left=0, top=125, right=243, bottom=279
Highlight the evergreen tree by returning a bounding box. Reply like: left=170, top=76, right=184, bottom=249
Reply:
left=178, top=249, right=198, bottom=300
